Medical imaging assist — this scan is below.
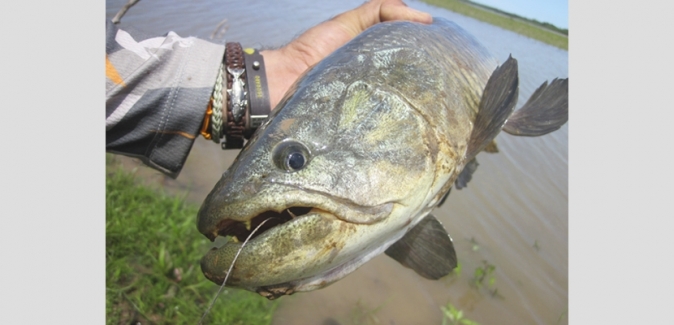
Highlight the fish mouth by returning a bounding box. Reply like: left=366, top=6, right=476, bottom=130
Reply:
left=198, top=186, right=393, bottom=243
left=197, top=185, right=396, bottom=289
left=212, top=206, right=324, bottom=243
left=199, top=204, right=347, bottom=288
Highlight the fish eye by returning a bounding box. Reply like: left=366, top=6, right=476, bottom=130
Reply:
left=287, top=152, right=305, bottom=170
left=272, top=140, right=310, bottom=172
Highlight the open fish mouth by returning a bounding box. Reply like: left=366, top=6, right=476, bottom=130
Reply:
left=212, top=206, right=327, bottom=242
left=197, top=183, right=397, bottom=290
left=199, top=203, right=352, bottom=288
left=198, top=186, right=395, bottom=243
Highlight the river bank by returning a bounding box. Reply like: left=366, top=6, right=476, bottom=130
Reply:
left=419, top=0, right=568, bottom=50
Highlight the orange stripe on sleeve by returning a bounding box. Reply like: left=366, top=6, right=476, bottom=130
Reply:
left=106, top=56, right=126, bottom=86
left=151, top=130, right=197, bottom=140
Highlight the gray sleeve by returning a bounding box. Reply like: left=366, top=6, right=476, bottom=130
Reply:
left=105, top=21, right=225, bottom=178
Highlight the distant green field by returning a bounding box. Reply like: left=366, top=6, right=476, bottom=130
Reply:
left=420, top=0, right=568, bottom=50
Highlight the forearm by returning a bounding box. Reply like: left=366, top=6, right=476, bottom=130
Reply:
left=105, top=0, right=431, bottom=178
left=105, top=21, right=225, bottom=178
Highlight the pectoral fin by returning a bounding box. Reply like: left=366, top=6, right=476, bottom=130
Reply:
left=503, top=78, right=568, bottom=136
left=385, top=214, right=457, bottom=280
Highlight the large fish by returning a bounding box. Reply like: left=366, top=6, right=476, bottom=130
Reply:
left=197, top=18, right=568, bottom=299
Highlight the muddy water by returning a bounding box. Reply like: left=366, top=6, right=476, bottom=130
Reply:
left=106, top=0, right=568, bottom=324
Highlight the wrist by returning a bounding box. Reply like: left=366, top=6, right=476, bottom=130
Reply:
left=203, top=44, right=271, bottom=148
left=260, top=49, right=301, bottom=111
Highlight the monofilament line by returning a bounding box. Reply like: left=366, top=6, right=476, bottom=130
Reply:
left=199, top=217, right=276, bottom=324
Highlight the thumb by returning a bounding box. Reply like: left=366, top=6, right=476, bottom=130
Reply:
left=379, top=0, right=433, bottom=23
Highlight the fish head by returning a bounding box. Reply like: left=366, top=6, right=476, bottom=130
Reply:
left=197, top=51, right=442, bottom=296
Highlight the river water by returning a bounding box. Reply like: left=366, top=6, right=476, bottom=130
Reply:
left=106, top=0, right=568, bottom=324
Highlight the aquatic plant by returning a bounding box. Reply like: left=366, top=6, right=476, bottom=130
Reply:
left=441, top=302, right=479, bottom=325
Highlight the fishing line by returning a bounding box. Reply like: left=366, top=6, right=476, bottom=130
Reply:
left=199, top=217, right=277, bottom=324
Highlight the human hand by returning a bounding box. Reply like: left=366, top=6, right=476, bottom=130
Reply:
left=261, top=0, right=432, bottom=109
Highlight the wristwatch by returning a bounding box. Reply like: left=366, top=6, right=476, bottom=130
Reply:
left=221, top=43, right=272, bottom=149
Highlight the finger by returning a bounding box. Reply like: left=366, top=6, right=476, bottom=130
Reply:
left=379, top=0, right=433, bottom=24
left=333, top=0, right=431, bottom=38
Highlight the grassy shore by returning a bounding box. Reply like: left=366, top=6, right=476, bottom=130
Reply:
left=106, top=164, right=277, bottom=324
left=419, top=0, right=568, bottom=50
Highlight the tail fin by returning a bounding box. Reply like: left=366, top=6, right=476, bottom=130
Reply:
left=503, top=78, right=568, bottom=136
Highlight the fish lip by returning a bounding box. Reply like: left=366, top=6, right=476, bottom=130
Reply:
left=200, top=210, right=342, bottom=288
left=197, top=183, right=393, bottom=242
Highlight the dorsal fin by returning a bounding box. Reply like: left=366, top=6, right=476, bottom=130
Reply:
left=385, top=214, right=457, bottom=280
left=503, top=78, right=568, bottom=136
left=465, top=56, right=519, bottom=160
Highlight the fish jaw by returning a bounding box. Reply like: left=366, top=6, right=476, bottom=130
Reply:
left=198, top=194, right=425, bottom=295
left=197, top=183, right=395, bottom=241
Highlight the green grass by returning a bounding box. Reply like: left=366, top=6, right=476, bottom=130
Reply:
left=106, top=166, right=277, bottom=324
left=441, top=302, right=479, bottom=325
left=420, top=0, right=568, bottom=50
